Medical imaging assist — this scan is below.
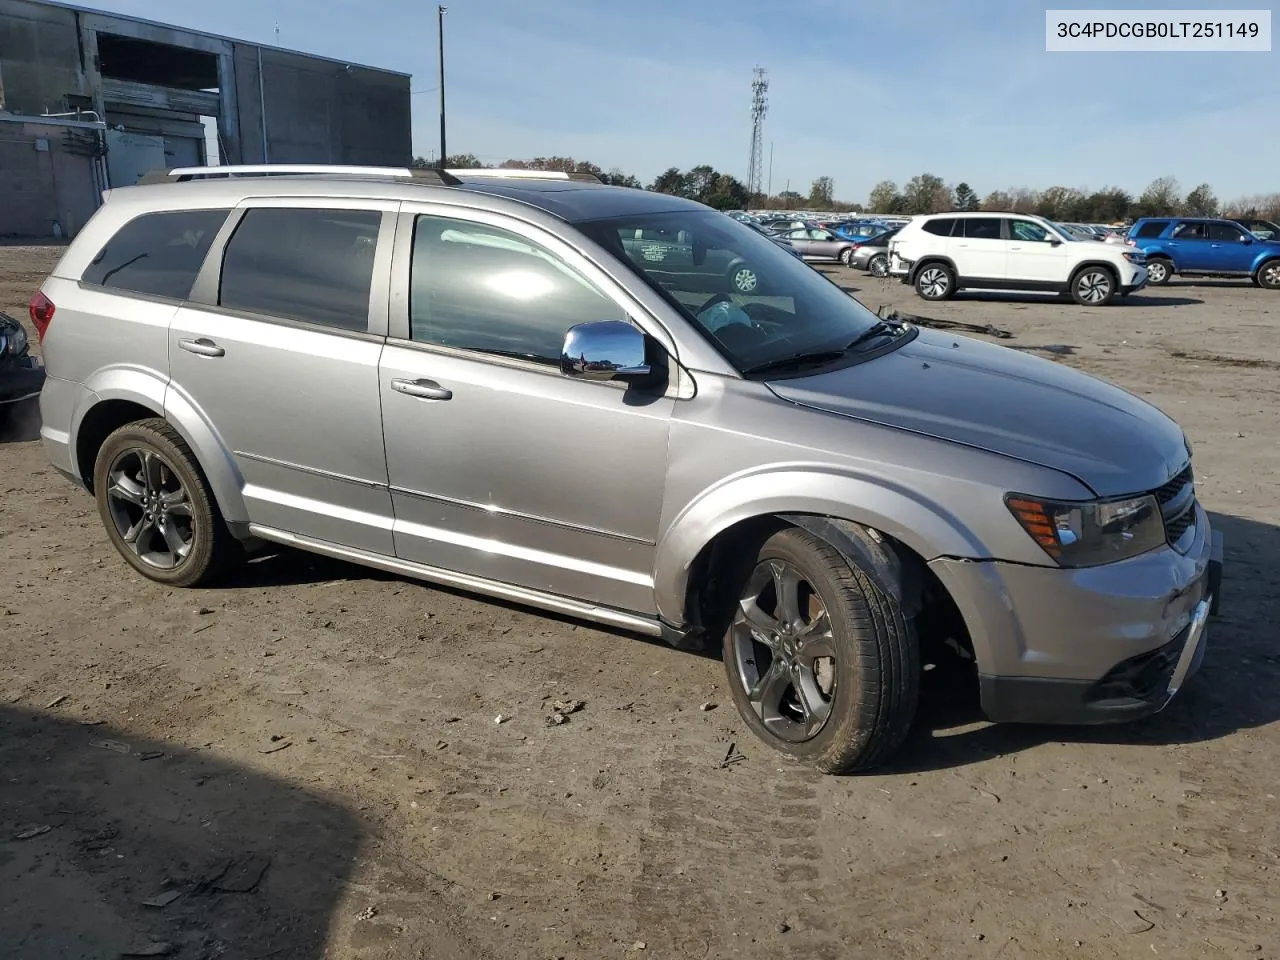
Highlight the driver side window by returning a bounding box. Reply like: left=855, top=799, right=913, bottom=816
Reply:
left=408, top=215, right=627, bottom=365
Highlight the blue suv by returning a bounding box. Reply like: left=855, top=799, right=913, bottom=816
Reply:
left=1127, top=217, right=1280, bottom=289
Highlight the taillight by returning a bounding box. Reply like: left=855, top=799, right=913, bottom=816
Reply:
left=29, top=291, right=55, bottom=340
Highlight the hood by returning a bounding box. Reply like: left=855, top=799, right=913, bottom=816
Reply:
left=767, top=329, right=1189, bottom=497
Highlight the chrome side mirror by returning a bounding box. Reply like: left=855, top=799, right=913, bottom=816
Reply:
left=560, top=320, right=651, bottom=382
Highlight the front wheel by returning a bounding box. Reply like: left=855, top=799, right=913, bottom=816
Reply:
left=1256, top=259, right=1280, bottom=290
left=868, top=254, right=889, bottom=278
left=1145, top=258, right=1172, bottom=285
left=914, top=262, right=955, bottom=300
left=722, top=528, right=920, bottom=773
left=1070, top=266, right=1116, bottom=305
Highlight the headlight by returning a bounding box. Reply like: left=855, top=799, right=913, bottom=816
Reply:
left=1006, top=493, right=1165, bottom=567
left=1122, top=251, right=1146, bottom=264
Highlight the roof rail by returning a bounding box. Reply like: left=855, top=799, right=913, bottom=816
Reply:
left=445, top=167, right=602, bottom=184
left=135, top=164, right=462, bottom=186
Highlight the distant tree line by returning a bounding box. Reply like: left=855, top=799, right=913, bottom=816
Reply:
left=412, top=156, right=1280, bottom=223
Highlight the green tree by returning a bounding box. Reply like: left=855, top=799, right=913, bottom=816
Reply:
left=1183, top=183, right=1219, bottom=217
left=1133, top=176, right=1182, bottom=217
left=867, top=180, right=899, bottom=213
left=649, top=167, right=689, bottom=196
left=1081, top=187, right=1133, bottom=222
left=808, top=176, right=835, bottom=208
left=599, top=168, right=642, bottom=188
left=776, top=190, right=804, bottom=209
left=903, top=173, right=949, bottom=214
left=1036, top=186, right=1084, bottom=221
left=953, top=182, right=979, bottom=211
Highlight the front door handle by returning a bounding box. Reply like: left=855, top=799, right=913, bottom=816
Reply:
left=391, top=377, right=452, bottom=401
left=178, top=337, right=225, bottom=358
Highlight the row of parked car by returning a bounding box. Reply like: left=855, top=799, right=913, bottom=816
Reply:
left=727, top=211, right=904, bottom=277
left=882, top=211, right=1280, bottom=306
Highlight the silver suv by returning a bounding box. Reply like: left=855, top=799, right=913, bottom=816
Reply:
left=34, top=165, right=1223, bottom=772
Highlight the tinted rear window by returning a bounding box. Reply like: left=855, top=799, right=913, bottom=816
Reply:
left=1136, top=220, right=1169, bottom=238
left=218, top=208, right=381, bottom=331
left=82, top=209, right=229, bottom=300
left=922, top=218, right=956, bottom=236
left=964, top=218, right=1003, bottom=240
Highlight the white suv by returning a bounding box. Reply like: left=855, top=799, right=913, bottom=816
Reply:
left=887, top=212, right=1148, bottom=306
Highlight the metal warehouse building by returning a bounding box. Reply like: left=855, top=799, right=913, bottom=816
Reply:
left=0, top=0, right=412, bottom=237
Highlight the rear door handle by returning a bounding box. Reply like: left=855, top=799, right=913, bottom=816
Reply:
left=178, top=337, right=224, bottom=358
left=391, top=377, right=452, bottom=401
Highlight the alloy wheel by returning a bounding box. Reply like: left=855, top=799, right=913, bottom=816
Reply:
left=1076, top=270, right=1112, bottom=304
left=1147, top=261, right=1168, bottom=284
left=105, top=448, right=195, bottom=569
left=918, top=267, right=950, bottom=298
left=869, top=255, right=888, bottom=278
left=733, top=267, right=759, bottom=293
left=1263, top=262, right=1280, bottom=288
left=729, top=559, right=837, bottom=743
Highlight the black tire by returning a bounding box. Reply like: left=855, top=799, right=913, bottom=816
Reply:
left=840, top=247, right=856, bottom=266
left=1255, top=259, right=1280, bottom=290
left=868, top=254, right=889, bottom=278
left=1069, top=264, right=1117, bottom=306
left=913, top=261, right=955, bottom=301
left=1145, top=257, right=1173, bottom=285
left=730, top=263, right=760, bottom=294
left=721, top=527, right=920, bottom=774
left=93, top=418, right=237, bottom=587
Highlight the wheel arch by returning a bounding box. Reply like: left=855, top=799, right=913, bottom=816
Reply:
left=908, top=256, right=957, bottom=284
left=654, top=468, right=987, bottom=631
left=70, top=368, right=248, bottom=523
left=1252, top=255, right=1280, bottom=280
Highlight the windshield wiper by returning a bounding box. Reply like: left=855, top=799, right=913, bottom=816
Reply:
left=741, top=350, right=847, bottom=377
left=844, top=319, right=903, bottom=351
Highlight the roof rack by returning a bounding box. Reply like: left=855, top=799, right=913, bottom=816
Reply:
left=445, top=168, right=602, bottom=184
left=135, top=164, right=462, bottom=186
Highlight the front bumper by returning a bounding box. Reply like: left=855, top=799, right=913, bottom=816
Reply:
left=930, top=505, right=1223, bottom=725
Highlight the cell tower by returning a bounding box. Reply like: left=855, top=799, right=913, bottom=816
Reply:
left=746, top=68, right=768, bottom=199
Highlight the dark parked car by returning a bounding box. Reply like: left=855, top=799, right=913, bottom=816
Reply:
left=620, top=225, right=769, bottom=293
left=1234, top=217, right=1280, bottom=241
left=0, top=312, right=44, bottom=416
left=845, top=227, right=900, bottom=276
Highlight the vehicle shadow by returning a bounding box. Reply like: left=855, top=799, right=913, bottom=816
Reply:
left=949, top=291, right=1205, bottom=307
left=886, top=510, right=1280, bottom=774
left=0, top=397, right=42, bottom=444
left=0, top=706, right=363, bottom=959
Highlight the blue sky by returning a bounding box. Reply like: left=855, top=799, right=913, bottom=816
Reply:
left=89, top=0, right=1277, bottom=204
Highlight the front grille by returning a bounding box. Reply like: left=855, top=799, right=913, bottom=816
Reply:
left=1154, top=464, right=1196, bottom=549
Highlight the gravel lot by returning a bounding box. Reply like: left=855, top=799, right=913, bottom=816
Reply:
left=3, top=242, right=1279, bottom=960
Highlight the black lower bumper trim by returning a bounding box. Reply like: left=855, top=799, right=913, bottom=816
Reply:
left=0, top=360, right=45, bottom=405
left=979, top=674, right=1166, bottom=725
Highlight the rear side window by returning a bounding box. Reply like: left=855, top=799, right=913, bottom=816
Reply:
left=965, top=218, right=1004, bottom=240
left=82, top=209, right=229, bottom=300
left=408, top=215, right=626, bottom=364
left=1135, top=220, right=1169, bottom=238
left=219, top=208, right=381, bottom=332
left=922, top=218, right=957, bottom=236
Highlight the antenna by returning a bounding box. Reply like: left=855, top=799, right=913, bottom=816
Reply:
left=746, top=67, right=769, bottom=201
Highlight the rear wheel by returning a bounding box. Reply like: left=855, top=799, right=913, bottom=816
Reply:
left=93, top=418, right=237, bottom=587
left=1145, top=258, right=1172, bottom=285
left=840, top=247, right=856, bottom=266
left=722, top=528, right=920, bottom=773
left=1256, top=259, right=1280, bottom=290
left=1070, top=265, right=1116, bottom=305
left=914, top=262, right=955, bottom=301
left=868, top=254, right=889, bottom=278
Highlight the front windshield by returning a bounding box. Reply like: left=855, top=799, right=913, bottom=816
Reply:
left=582, top=210, right=884, bottom=373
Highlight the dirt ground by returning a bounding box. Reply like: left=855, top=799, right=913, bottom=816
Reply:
left=3, top=242, right=1279, bottom=960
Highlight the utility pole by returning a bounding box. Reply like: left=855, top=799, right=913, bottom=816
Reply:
left=767, top=141, right=774, bottom=198
left=437, top=5, right=447, bottom=169
left=745, top=68, right=768, bottom=200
